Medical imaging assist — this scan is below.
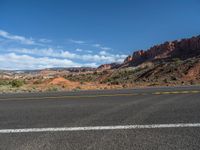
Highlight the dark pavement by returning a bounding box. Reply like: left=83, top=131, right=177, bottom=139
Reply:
left=0, top=86, right=200, bottom=149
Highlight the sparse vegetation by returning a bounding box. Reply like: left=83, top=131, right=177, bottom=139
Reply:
left=101, top=66, right=149, bottom=85
left=33, top=79, right=43, bottom=84
left=73, top=86, right=81, bottom=91
left=173, top=58, right=182, bottom=65
left=47, top=86, right=59, bottom=92
left=0, top=80, right=10, bottom=86
left=10, top=80, right=24, bottom=88
left=0, top=57, right=200, bottom=93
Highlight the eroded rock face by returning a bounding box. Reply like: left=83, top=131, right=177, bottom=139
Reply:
left=124, top=55, right=133, bottom=63
left=97, top=63, right=119, bottom=71
left=99, top=35, right=200, bottom=69
left=126, top=35, right=200, bottom=66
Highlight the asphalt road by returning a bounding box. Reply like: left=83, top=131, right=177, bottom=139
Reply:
left=1, top=86, right=200, bottom=149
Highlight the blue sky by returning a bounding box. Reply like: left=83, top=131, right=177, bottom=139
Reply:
left=0, top=0, right=200, bottom=70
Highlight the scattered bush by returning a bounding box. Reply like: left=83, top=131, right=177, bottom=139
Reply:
left=93, top=71, right=98, bottom=75
left=33, top=79, right=43, bottom=84
left=0, top=80, right=10, bottom=86
left=10, top=80, right=24, bottom=87
left=173, top=58, right=182, bottom=65
left=170, top=76, right=177, bottom=81
left=73, top=86, right=81, bottom=91
left=163, top=79, right=168, bottom=83
left=47, top=86, right=58, bottom=92
left=110, top=81, right=119, bottom=85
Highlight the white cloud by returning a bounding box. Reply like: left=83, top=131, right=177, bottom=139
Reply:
left=100, top=47, right=111, bottom=50
left=75, top=48, right=83, bottom=52
left=80, top=54, right=126, bottom=63
left=0, top=29, right=36, bottom=45
left=82, top=63, right=97, bottom=68
left=39, top=38, right=52, bottom=43
left=93, top=44, right=101, bottom=47
left=86, top=50, right=93, bottom=53
left=0, top=53, right=84, bottom=70
left=10, top=48, right=78, bottom=59
left=99, top=51, right=107, bottom=55
left=10, top=47, right=127, bottom=64
left=69, top=39, right=86, bottom=44
left=92, top=43, right=111, bottom=50
left=69, top=40, right=112, bottom=51
left=0, top=30, right=127, bottom=69
left=75, top=48, right=93, bottom=53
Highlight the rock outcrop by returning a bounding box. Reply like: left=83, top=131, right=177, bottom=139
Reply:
left=97, top=63, right=119, bottom=71
left=123, top=55, right=133, bottom=63
left=124, top=35, right=200, bottom=66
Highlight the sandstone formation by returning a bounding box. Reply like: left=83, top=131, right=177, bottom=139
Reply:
left=97, top=63, right=119, bottom=71
left=124, top=35, right=200, bottom=66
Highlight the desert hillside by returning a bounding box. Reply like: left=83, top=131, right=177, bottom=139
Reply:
left=0, top=35, right=200, bottom=93
left=123, top=35, right=200, bottom=66
left=66, top=35, right=200, bottom=87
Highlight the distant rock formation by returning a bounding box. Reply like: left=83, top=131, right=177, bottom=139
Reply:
left=123, top=55, right=133, bottom=63
left=97, top=63, right=119, bottom=71
left=123, top=35, right=200, bottom=66
left=65, top=67, right=96, bottom=72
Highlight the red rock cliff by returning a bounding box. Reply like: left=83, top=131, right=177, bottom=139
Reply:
left=124, top=35, right=200, bottom=66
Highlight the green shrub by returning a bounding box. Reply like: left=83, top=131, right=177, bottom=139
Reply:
left=33, top=79, right=43, bottom=84
left=73, top=86, right=81, bottom=91
left=47, top=86, right=58, bottom=92
left=0, top=80, right=10, bottom=86
left=173, top=58, right=182, bottom=65
left=10, top=80, right=24, bottom=87
left=163, top=79, right=168, bottom=83
left=93, top=71, right=98, bottom=75
left=170, top=76, right=177, bottom=81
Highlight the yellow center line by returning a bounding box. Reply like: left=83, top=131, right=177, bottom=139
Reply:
left=191, top=91, right=200, bottom=93
left=152, top=90, right=200, bottom=95
left=0, top=93, right=140, bottom=101
left=0, top=90, right=199, bottom=101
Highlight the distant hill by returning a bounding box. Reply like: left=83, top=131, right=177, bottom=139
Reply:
left=91, top=35, right=200, bottom=86
left=122, top=35, right=200, bottom=67
left=1, top=35, right=200, bottom=93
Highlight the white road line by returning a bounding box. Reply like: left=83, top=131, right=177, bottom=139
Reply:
left=0, top=123, right=200, bottom=133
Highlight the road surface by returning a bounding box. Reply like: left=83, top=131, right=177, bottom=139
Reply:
left=0, top=86, right=200, bottom=149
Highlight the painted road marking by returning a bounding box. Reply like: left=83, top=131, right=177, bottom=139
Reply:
left=0, top=123, right=200, bottom=133
left=0, top=90, right=199, bottom=101
left=0, top=93, right=139, bottom=101
left=153, top=90, right=200, bottom=95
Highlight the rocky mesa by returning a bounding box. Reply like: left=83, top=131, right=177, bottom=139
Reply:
left=123, top=35, right=200, bottom=66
